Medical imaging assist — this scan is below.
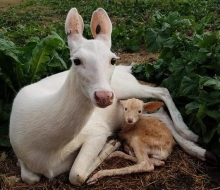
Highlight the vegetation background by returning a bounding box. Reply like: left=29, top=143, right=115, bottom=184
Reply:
left=0, top=0, right=220, bottom=189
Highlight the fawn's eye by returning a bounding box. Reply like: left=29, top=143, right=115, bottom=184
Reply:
left=138, top=110, right=142, bottom=114
left=124, top=108, right=127, bottom=111
left=73, top=58, right=81, bottom=66
left=111, top=58, right=116, bottom=65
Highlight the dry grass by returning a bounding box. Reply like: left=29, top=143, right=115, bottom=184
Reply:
left=117, top=49, right=159, bottom=65
left=1, top=145, right=220, bottom=190
left=0, top=0, right=22, bottom=11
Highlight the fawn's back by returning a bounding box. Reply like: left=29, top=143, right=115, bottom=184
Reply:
left=119, top=99, right=174, bottom=155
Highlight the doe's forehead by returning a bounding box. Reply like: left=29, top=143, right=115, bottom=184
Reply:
left=72, top=40, right=114, bottom=59
left=81, top=40, right=109, bottom=52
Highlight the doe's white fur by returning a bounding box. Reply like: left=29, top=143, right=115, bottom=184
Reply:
left=9, top=8, right=212, bottom=186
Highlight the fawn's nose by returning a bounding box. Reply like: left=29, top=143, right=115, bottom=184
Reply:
left=94, top=90, right=114, bottom=108
left=127, top=117, right=134, bottom=124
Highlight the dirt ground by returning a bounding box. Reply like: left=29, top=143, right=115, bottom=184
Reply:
left=0, top=1, right=220, bottom=189
left=1, top=145, right=220, bottom=190
left=0, top=0, right=22, bottom=11
left=116, top=49, right=159, bottom=65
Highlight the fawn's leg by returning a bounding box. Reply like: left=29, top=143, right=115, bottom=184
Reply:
left=107, top=151, right=164, bottom=166
left=123, top=142, right=135, bottom=156
left=107, top=151, right=137, bottom=162
left=87, top=140, right=154, bottom=184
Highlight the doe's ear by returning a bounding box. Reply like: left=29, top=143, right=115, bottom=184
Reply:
left=143, top=102, right=164, bottom=113
left=65, top=8, right=84, bottom=48
left=90, top=8, right=112, bottom=47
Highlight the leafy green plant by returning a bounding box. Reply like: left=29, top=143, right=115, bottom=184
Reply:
left=0, top=32, right=70, bottom=146
left=132, top=11, right=220, bottom=159
left=0, top=0, right=219, bottom=152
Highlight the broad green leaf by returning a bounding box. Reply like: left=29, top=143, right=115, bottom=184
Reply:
left=15, top=61, right=24, bottom=89
left=198, top=33, right=218, bottom=49
left=207, top=99, right=220, bottom=107
left=176, top=19, right=192, bottom=27
left=161, top=77, right=177, bottom=97
left=161, top=22, right=170, bottom=31
left=204, top=79, right=220, bottom=90
left=206, top=110, right=220, bottom=121
left=29, top=32, right=65, bottom=83
left=169, top=59, right=184, bottom=74
left=0, top=39, right=21, bottom=63
left=199, top=76, right=211, bottom=89
left=197, top=104, right=206, bottom=120
left=0, top=100, right=4, bottom=121
left=132, top=64, right=145, bottom=74
left=196, top=104, right=206, bottom=136
left=0, top=137, right=11, bottom=147
left=0, top=124, right=9, bottom=135
left=204, top=126, right=218, bottom=143
left=164, top=37, right=176, bottom=48
left=180, top=76, right=198, bottom=96
left=218, top=123, right=220, bottom=136
left=0, top=69, right=16, bottom=93
left=166, top=12, right=180, bottom=24
left=199, top=76, right=220, bottom=90
left=145, top=29, right=161, bottom=53
left=185, top=101, right=200, bottom=114
left=145, top=29, right=169, bottom=53
left=196, top=91, right=213, bottom=103
left=145, top=63, right=155, bottom=79
left=0, top=40, right=22, bottom=88
left=0, top=38, right=15, bottom=51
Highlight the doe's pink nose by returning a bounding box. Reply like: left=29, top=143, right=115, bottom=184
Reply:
left=94, top=90, right=114, bottom=108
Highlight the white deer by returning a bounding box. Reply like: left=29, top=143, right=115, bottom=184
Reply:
left=9, top=8, right=216, bottom=186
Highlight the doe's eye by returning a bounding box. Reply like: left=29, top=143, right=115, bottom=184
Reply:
left=73, top=58, right=81, bottom=66
left=138, top=110, right=142, bottom=114
left=124, top=108, right=127, bottom=111
left=111, top=58, right=116, bottom=65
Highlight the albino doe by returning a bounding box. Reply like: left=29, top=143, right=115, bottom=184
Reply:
left=87, top=98, right=175, bottom=184
left=9, top=8, right=216, bottom=186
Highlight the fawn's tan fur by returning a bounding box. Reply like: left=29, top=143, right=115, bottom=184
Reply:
left=119, top=98, right=174, bottom=165
left=87, top=98, right=175, bottom=184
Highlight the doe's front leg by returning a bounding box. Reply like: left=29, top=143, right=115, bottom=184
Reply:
left=69, top=136, right=120, bottom=186
left=18, top=159, right=41, bottom=184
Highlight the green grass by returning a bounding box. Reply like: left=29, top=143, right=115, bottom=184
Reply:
left=0, top=0, right=220, bottom=158
left=0, top=0, right=219, bottom=49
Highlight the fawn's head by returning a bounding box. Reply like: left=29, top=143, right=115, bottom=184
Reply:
left=65, top=8, right=118, bottom=108
left=120, top=98, right=164, bottom=125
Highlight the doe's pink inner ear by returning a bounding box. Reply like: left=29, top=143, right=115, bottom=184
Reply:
left=143, top=102, right=164, bottom=113
left=65, top=8, right=84, bottom=36
left=90, top=8, right=112, bottom=41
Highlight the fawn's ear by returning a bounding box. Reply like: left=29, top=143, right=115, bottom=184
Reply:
left=119, top=100, right=126, bottom=106
left=143, top=102, right=164, bottom=113
left=90, top=8, right=112, bottom=47
left=65, top=8, right=84, bottom=48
